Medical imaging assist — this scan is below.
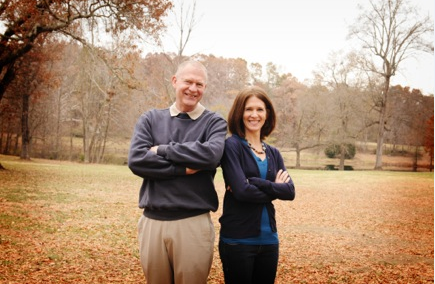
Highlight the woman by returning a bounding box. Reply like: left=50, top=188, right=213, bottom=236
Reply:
left=219, top=86, right=296, bottom=284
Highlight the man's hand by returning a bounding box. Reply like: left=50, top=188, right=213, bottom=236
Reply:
left=150, top=145, right=199, bottom=175
left=275, top=169, right=290, bottom=183
left=186, top=168, right=200, bottom=175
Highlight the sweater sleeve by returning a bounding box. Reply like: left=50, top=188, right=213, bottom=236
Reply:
left=128, top=112, right=186, bottom=180
left=221, top=137, right=274, bottom=203
left=157, top=114, right=227, bottom=170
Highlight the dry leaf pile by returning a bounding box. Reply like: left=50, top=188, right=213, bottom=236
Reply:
left=0, top=158, right=433, bottom=283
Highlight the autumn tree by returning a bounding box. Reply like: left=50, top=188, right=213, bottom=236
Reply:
left=0, top=90, right=20, bottom=155
left=0, top=0, right=172, bottom=169
left=348, top=0, right=434, bottom=170
left=386, top=86, right=418, bottom=150
left=405, top=90, right=433, bottom=171
left=271, top=74, right=311, bottom=168
left=249, top=62, right=263, bottom=85
left=151, top=0, right=249, bottom=116
left=0, top=0, right=173, bottom=103
left=121, top=0, right=203, bottom=116
left=140, top=52, right=175, bottom=108
left=0, top=38, right=48, bottom=159
left=386, top=86, right=434, bottom=171
left=204, top=55, right=249, bottom=115
left=16, top=42, right=52, bottom=160
left=265, top=62, right=282, bottom=90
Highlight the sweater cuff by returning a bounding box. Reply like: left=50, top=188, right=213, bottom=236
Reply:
left=174, top=166, right=186, bottom=176
left=156, top=145, right=168, bottom=158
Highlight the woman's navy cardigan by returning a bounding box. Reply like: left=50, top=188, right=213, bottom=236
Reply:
left=219, top=135, right=296, bottom=239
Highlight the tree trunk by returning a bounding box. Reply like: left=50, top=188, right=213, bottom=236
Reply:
left=13, top=133, right=19, bottom=155
left=429, top=156, right=433, bottom=172
left=54, top=89, right=62, bottom=159
left=98, top=101, right=112, bottom=164
left=69, top=133, right=74, bottom=161
left=374, top=77, right=391, bottom=170
left=4, top=132, right=11, bottom=154
left=0, top=64, right=17, bottom=104
left=0, top=119, right=3, bottom=153
left=295, top=143, right=301, bottom=169
left=339, top=144, right=345, bottom=171
left=20, top=93, right=30, bottom=160
left=82, top=102, right=90, bottom=163
left=412, top=146, right=419, bottom=172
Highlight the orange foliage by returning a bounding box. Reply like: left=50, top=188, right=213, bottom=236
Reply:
left=0, top=0, right=173, bottom=101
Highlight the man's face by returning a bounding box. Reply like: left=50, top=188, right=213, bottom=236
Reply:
left=172, top=65, right=207, bottom=112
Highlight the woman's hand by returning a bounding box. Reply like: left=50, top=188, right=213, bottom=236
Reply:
left=275, top=169, right=290, bottom=183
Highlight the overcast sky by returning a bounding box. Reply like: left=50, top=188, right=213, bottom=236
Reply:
left=152, top=0, right=434, bottom=94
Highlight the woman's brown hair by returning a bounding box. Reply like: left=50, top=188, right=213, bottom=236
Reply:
left=227, top=86, right=276, bottom=140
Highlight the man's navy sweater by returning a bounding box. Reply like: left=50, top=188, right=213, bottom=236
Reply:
left=128, top=107, right=227, bottom=220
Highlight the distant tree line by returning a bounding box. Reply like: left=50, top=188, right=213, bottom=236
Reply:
left=0, top=46, right=433, bottom=169
left=0, top=0, right=433, bottom=170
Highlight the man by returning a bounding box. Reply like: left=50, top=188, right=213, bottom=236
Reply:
left=128, top=60, right=227, bottom=284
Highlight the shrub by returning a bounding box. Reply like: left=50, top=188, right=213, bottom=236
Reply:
left=324, top=144, right=356, bottom=159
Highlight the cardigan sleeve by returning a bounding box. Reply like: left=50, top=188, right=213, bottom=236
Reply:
left=248, top=147, right=295, bottom=200
left=221, top=137, right=274, bottom=203
left=247, top=176, right=295, bottom=200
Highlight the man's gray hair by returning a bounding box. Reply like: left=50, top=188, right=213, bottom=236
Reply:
left=175, top=60, right=208, bottom=83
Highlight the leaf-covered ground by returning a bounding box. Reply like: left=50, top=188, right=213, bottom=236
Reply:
left=0, top=156, right=433, bottom=283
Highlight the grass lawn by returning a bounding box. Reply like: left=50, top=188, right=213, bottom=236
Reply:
left=0, top=154, right=433, bottom=283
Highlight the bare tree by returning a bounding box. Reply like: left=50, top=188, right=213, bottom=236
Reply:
left=143, top=0, right=201, bottom=105
left=69, top=46, right=117, bottom=163
left=173, top=0, right=200, bottom=59
left=348, top=0, right=434, bottom=169
left=314, top=51, right=375, bottom=170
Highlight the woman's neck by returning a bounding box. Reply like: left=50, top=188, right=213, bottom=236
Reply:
left=244, top=132, right=261, bottom=144
left=244, top=133, right=265, bottom=157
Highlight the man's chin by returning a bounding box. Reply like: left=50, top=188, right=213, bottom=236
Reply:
left=179, top=100, right=198, bottom=112
left=184, top=99, right=199, bottom=106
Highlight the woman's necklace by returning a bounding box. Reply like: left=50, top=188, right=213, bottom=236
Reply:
left=247, top=141, right=266, bottom=155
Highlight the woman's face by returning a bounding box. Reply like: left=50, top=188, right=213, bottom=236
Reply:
left=243, top=96, right=267, bottom=135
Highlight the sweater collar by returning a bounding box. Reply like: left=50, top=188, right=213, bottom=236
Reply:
left=169, top=103, right=205, bottom=120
